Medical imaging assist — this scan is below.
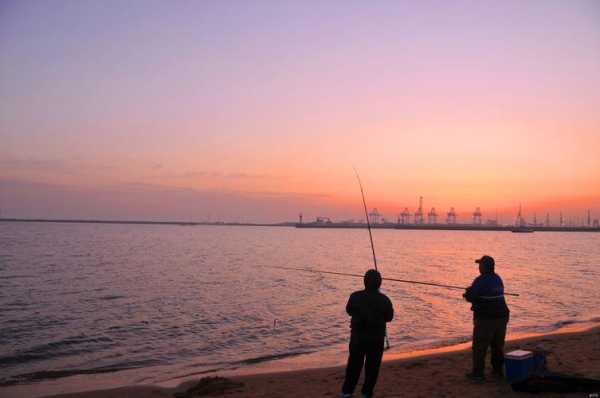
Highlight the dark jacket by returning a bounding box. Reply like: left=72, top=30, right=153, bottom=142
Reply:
left=346, top=289, right=393, bottom=337
left=464, top=272, right=510, bottom=320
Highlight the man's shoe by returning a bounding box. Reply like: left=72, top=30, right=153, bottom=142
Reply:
left=465, top=372, right=485, bottom=382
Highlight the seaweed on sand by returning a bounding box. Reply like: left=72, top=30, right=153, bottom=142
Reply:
left=173, top=376, right=244, bottom=397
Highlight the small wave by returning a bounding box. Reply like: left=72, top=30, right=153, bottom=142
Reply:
left=2, top=300, right=33, bottom=308
left=183, top=360, right=228, bottom=370
left=395, top=335, right=418, bottom=342
left=60, top=290, right=85, bottom=296
left=430, top=335, right=471, bottom=348
left=318, top=278, right=337, bottom=291
left=0, top=365, right=135, bottom=386
left=553, top=319, right=578, bottom=328
left=0, top=335, right=115, bottom=366
left=94, top=261, right=113, bottom=267
left=0, top=275, right=35, bottom=280
left=550, top=316, right=600, bottom=330
left=98, top=295, right=127, bottom=301
left=82, top=294, right=127, bottom=302
left=162, top=366, right=230, bottom=382
left=509, top=316, right=599, bottom=336
left=233, top=350, right=314, bottom=366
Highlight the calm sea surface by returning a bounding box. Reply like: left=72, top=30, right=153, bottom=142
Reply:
left=1, top=222, right=599, bottom=395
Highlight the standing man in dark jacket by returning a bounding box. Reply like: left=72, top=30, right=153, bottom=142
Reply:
left=339, top=269, right=394, bottom=398
left=464, top=255, right=510, bottom=381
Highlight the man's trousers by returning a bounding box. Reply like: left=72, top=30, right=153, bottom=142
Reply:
left=342, top=333, right=385, bottom=397
left=472, top=317, right=509, bottom=376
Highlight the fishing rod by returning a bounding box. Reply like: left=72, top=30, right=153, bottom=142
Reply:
left=354, top=168, right=377, bottom=271
left=267, top=265, right=520, bottom=297
left=354, top=168, right=387, bottom=348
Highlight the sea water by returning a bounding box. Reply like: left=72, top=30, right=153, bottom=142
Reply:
left=1, top=222, right=599, bottom=396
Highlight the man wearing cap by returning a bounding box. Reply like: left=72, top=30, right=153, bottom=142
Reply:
left=339, top=269, right=394, bottom=398
left=464, top=255, right=510, bottom=381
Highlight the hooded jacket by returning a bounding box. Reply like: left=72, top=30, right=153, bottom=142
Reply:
left=346, top=284, right=394, bottom=337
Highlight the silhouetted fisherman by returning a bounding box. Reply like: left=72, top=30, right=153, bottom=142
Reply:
left=339, top=269, right=394, bottom=398
left=464, top=255, right=510, bottom=381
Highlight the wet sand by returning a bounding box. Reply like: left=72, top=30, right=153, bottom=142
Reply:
left=35, top=325, right=600, bottom=397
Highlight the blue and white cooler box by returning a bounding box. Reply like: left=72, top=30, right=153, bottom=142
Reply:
left=505, top=350, right=535, bottom=382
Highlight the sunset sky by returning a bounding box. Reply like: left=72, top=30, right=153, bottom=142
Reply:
left=1, top=1, right=599, bottom=223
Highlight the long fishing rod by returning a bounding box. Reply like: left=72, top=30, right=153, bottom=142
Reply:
left=353, top=168, right=388, bottom=348
left=267, top=265, right=520, bottom=297
left=354, top=168, right=377, bottom=271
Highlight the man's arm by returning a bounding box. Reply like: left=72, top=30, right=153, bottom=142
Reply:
left=384, top=297, right=394, bottom=322
left=346, top=293, right=357, bottom=316
left=463, top=277, right=481, bottom=303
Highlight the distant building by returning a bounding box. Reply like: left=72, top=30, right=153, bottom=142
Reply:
left=368, top=208, right=381, bottom=224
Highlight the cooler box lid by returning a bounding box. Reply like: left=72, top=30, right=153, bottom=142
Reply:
left=505, top=349, right=533, bottom=360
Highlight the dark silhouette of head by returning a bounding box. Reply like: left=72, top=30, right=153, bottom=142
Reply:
left=364, top=269, right=382, bottom=290
left=475, top=255, right=495, bottom=274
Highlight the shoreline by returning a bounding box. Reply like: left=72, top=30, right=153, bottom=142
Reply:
left=3, top=321, right=598, bottom=398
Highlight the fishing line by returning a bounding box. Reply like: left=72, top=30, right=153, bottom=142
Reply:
left=266, top=265, right=520, bottom=296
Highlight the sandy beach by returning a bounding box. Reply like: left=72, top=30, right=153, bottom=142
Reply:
left=36, top=324, right=600, bottom=398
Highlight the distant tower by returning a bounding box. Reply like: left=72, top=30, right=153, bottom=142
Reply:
left=399, top=207, right=411, bottom=224
left=369, top=208, right=381, bottom=224
left=516, top=204, right=525, bottom=227
left=559, top=212, right=564, bottom=227
left=414, top=196, right=424, bottom=224
left=427, top=207, right=438, bottom=224
left=594, top=219, right=599, bottom=228
left=446, top=207, right=457, bottom=224
left=588, top=210, right=592, bottom=227
left=545, top=213, right=550, bottom=227
left=533, top=213, right=537, bottom=226
left=472, top=207, right=482, bottom=225
left=299, top=213, right=303, bottom=224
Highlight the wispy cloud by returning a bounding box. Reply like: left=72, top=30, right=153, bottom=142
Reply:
left=0, top=178, right=338, bottom=222
left=113, top=180, right=326, bottom=199
left=0, top=158, right=67, bottom=170
left=0, top=157, right=116, bottom=175
left=152, top=170, right=285, bottom=181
